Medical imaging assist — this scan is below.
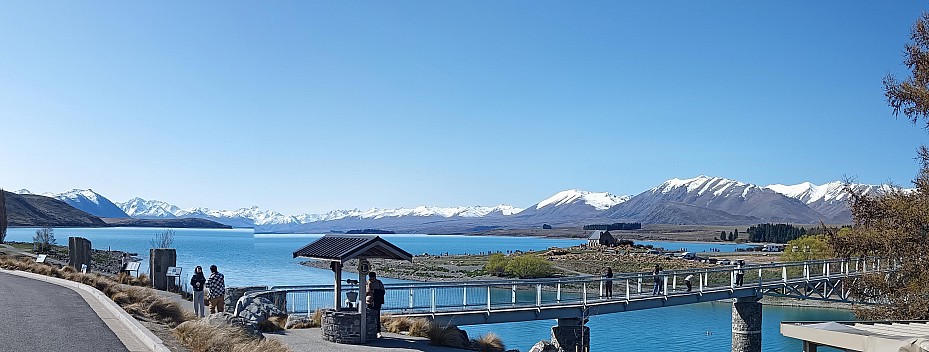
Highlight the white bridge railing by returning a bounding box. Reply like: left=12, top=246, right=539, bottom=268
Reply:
left=271, top=257, right=891, bottom=315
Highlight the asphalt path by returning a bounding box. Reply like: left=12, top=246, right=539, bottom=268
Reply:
left=0, top=271, right=128, bottom=352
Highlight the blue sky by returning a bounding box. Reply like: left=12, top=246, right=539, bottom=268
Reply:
left=1, top=1, right=927, bottom=214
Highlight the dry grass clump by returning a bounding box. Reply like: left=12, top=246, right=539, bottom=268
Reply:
left=425, top=324, right=468, bottom=348
left=174, top=319, right=291, bottom=352
left=471, top=332, right=506, bottom=352
left=382, top=315, right=431, bottom=337
left=258, top=315, right=287, bottom=332
left=121, top=286, right=191, bottom=327
left=287, top=310, right=321, bottom=329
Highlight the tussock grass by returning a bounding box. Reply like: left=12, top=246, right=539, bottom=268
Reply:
left=174, top=319, right=290, bottom=352
left=258, top=315, right=287, bottom=333
left=287, top=310, right=321, bottom=329
left=471, top=332, right=506, bottom=352
left=425, top=324, right=467, bottom=348
left=382, top=315, right=431, bottom=337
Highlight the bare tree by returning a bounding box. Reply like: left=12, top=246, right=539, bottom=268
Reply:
left=0, top=188, right=7, bottom=244
left=149, top=229, right=175, bottom=248
left=33, top=226, right=56, bottom=253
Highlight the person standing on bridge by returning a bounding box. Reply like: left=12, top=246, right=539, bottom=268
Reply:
left=366, top=272, right=386, bottom=338
left=735, top=261, right=745, bottom=286
left=684, top=274, right=694, bottom=292
left=603, top=267, right=614, bottom=298
left=652, top=264, right=663, bottom=295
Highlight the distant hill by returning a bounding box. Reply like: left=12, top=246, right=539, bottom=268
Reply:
left=19, top=189, right=130, bottom=218
left=4, top=191, right=107, bottom=227
left=101, top=217, right=232, bottom=229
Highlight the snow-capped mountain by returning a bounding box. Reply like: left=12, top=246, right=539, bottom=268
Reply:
left=29, top=175, right=901, bottom=232
left=43, top=189, right=129, bottom=218
left=608, top=176, right=823, bottom=224
left=119, top=198, right=181, bottom=219
left=766, top=181, right=905, bottom=223
left=14, top=189, right=32, bottom=195
left=117, top=196, right=526, bottom=232
left=515, top=189, right=630, bottom=222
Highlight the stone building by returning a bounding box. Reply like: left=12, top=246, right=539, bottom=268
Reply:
left=587, top=230, right=617, bottom=247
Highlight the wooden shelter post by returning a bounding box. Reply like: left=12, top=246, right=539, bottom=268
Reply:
left=358, top=258, right=369, bottom=342
left=331, top=261, right=343, bottom=309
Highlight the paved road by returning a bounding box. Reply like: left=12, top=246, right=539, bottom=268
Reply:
left=0, top=271, right=128, bottom=352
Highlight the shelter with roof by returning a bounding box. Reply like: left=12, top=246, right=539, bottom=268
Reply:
left=293, top=235, right=413, bottom=344
left=588, top=230, right=617, bottom=247
left=782, top=320, right=929, bottom=352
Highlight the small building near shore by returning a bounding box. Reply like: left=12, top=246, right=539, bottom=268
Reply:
left=588, top=230, right=617, bottom=247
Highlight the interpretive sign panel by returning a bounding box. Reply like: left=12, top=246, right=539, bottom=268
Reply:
left=166, top=266, right=182, bottom=277
left=125, top=261, right=141, bottom=272
left=35, top=254, right=47, bottom=263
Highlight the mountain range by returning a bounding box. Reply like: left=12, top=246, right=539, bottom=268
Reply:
left=21, top=176, right=907, bottom=233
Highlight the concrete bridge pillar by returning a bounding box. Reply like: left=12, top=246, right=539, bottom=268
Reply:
left=552, top=317, right=589, bottom=352
left=732, top=295, right=762, bottom=352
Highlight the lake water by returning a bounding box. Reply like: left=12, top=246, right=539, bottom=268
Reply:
left=4, top=227, right=852, bottom=351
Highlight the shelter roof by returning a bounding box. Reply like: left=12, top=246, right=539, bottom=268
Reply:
left=293, top=235, right=413, bottom=262
left=781, top=320, right=929, bottom=352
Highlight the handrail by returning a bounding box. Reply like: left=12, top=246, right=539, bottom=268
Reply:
left=273, top=256, right=891, bottom=316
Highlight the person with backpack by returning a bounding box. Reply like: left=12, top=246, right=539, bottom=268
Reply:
left=366, top=271, right=386, bottom=338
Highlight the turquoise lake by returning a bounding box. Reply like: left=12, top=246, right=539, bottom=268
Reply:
left=4, top=227, right=852, bottom=351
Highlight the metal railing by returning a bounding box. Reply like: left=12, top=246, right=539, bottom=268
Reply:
left=271, top=257, right=891, bottom=315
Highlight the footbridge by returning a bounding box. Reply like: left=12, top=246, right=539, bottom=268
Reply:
left=270, top=256, right=890, bottom=351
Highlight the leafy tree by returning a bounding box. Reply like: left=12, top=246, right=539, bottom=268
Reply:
left=0, top=188, right=6, bottom=244
left=33, top=226, right=56, bottom=253
left=720, top=231, right=727, bottom=241
left=884, top=12, right=929, bottom=128
left=733, top=228, right=739, bottom=241
left=827, top=12, right=929, bottom=320
left=485, top=253, right=508, bottom=276
left=728, top=231, right=734, bottom=241
left=504, top=255, right=554, bottom=279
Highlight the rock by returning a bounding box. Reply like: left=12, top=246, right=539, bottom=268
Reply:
left=236, top=297, right=285, bottom=325
left=224, top=286, right=267, bottom=313
left=528, top=340, right=558, bottom=352
left=205, top=312, right=263, bottom=340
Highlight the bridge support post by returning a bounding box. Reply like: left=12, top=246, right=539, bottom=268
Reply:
left=552, top=317, right=589, bottom=352
left=732, top=295, right=762, bottom=352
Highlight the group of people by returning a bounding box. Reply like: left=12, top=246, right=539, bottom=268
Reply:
left=189, top=265, right=226, bottom=318
left=602, top=260, right=747, bottom=298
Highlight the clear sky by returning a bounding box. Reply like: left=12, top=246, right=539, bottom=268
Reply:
left=1, top=1, right=928, bottom=214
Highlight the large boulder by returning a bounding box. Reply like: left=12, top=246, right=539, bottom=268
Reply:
left=204, top=312, right=263, bottom=340
left=224, top=286, right=267, bottom=313
left=528, top=340, right=559, bottom=352
left=236, top=296, right=285, bottom=325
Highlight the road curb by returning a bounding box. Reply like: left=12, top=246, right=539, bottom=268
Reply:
left=0, top=268, right=170, bottom=352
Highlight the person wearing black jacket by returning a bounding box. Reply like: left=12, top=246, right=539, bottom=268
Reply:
left=366, top=272, right=386, bottom=338
left=191, top=266, right=207, bottom=318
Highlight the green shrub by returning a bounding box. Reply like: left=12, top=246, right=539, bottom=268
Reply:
left=484, top=253, right=508, bottom=276
left=504, top=255, right=554, bottom=278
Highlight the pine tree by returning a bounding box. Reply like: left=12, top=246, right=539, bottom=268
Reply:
left=720, top=231, right=727, bottom=241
